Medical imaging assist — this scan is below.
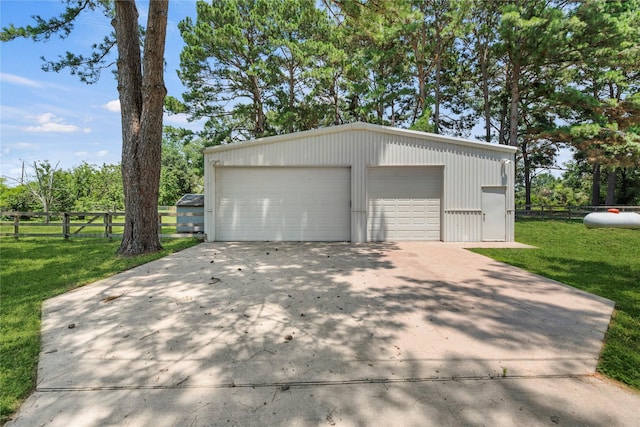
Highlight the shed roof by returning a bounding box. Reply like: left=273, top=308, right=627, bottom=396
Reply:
left=203, top=122, right=517, bottom=155
left=175, top=194, right=204, bottom=207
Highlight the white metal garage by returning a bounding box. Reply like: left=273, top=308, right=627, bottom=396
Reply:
left=216, top=167, right=350, bottom=241
left=203, top=122, right=517, bottom=243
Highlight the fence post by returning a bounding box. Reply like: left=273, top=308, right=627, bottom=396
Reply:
left=13, top=214, right=19, bottom=240
left=107, top=213, right=113, bottom=240
left=63, top=213, right=70, bottom=240
left=158, top=212, right=163, bottom=239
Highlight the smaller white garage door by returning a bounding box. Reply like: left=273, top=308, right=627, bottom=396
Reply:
left=367, top=166, right=442, bottom=241
left=216, top=167, right=350, bottom=241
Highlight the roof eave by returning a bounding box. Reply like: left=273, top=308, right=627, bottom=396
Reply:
left=202, top=122, right=518, bottom=155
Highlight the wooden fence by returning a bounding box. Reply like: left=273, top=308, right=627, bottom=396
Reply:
left=516, top=205, right=640, bottom=220
left=0, top=211, right=205, bottom=240
left=4, top=206, right=639, bottom=239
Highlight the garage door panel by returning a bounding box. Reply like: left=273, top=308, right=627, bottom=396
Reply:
left=216, top=167, right=350, bottom=241
left=367, top=167, right=442, bottom=241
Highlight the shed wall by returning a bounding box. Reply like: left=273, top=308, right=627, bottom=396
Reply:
left=203, top=126, right=515, bottom=242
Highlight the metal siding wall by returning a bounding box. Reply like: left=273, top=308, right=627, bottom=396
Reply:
left=442, top=147, right=510, bottom=242
left=204, top=163, right=215, bottom=241
left=204, top=128, right=516, bottom=243
left=215, top=133, right=356, bottom=166
left=351, top=132, right=367, bottom=242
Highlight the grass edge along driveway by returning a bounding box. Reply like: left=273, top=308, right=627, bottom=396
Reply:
left=0, top=237, right=202, bottom=423
left=472, top=220, right=640, bottom=391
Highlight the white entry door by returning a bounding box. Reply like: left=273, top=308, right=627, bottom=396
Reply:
left=481, top=187, right=506, bottom=241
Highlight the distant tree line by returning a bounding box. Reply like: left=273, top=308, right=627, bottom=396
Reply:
left=0, top=134, right=204, bottom=212
left=521, top=163, right=640, bottom=207
left=167, top=0, right=640, bottom=206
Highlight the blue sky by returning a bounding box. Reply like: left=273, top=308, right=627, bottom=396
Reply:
left=0, top=0, right=201, bottom=183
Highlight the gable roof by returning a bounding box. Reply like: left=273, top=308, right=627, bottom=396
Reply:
left=202, top=122, right=517, bottom=155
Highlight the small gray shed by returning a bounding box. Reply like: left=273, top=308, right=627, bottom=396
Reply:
left=175, top=194, right=205, bottom=233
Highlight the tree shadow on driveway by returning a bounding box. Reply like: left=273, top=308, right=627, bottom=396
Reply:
left=10, top=241, right=637, bottom=427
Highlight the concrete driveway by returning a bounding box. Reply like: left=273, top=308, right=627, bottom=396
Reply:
left=7, top=242, right=640, bottom=426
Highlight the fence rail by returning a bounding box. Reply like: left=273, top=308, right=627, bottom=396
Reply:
left=0, top=211, right=205, bottom=240
left=516, top=205, right=640, bottom=220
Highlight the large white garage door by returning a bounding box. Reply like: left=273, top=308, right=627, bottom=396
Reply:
left=216, top=167, right=350, bottom=241
left=367, top=166, right=442, bottom=241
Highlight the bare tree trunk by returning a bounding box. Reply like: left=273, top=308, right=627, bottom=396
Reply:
left=114, top=0, right=168, bottom=256
left=414, top=60, right=426, bottom=123
left=592, top=163, right=601, bottom=205
left=480, top=46, right=491, bottom=142
left=434, top=57, right=441, bottom=134
left=410, top=20, right=427, bottom=125
left=250, top=75, right=265, bottom=137
left=508, top=59, right=520, bottom=147
left=498, top=67, right=509, bottom=145
left=332, top=76, right=341, bottom=125
left=288, top=66, right=295, bottom=133
left=605, top=169, right=617, bottom=205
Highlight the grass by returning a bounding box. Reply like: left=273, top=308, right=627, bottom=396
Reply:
left=0, top=237, right=202, bottom=422
left=473, top=220, right=640, bottom=390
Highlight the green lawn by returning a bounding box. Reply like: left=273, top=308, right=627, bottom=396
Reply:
left=0, top=237, right=201, bottom=422
left=473, top=220, right=640, bottom=389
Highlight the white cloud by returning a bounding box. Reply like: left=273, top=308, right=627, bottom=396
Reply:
left=0, top=72, right=43, bottom=88
left=163, top=112, right=206, bottom=131
left=25, top=113, right=86, bottom=134
left=75, top=151, right=89, bottom=157
left=14, top=142, right=38, bottom=149
left=97, top=150, right=109, bottom=157
left=164, top=113, right=189, bottom=126
left=103, top=100, right=121, bottom=113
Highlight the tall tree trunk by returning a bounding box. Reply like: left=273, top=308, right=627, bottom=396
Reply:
left=508, top=59, right=520, bottom=147
left=410, top=21, right=427, bottom=125
left=434, top=56, right=441, bottom=134
left=331, top=76, right=341, bottom=125
left=618, top=168, right=631, bottom=204
left=114, top=0, right=168, bottom=256
left=288, top=66, right=295, bottom=133
left=414, top=60, right=426, bottom=123
left=498, top=67, right=509, bottom=145
left=605, top=169, right=617, bottom=205
left=250, top=75, right=265, bottom=137
left=481, top=45, right=491, bottom=142
left=592, top=163, right=601, bottom=205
